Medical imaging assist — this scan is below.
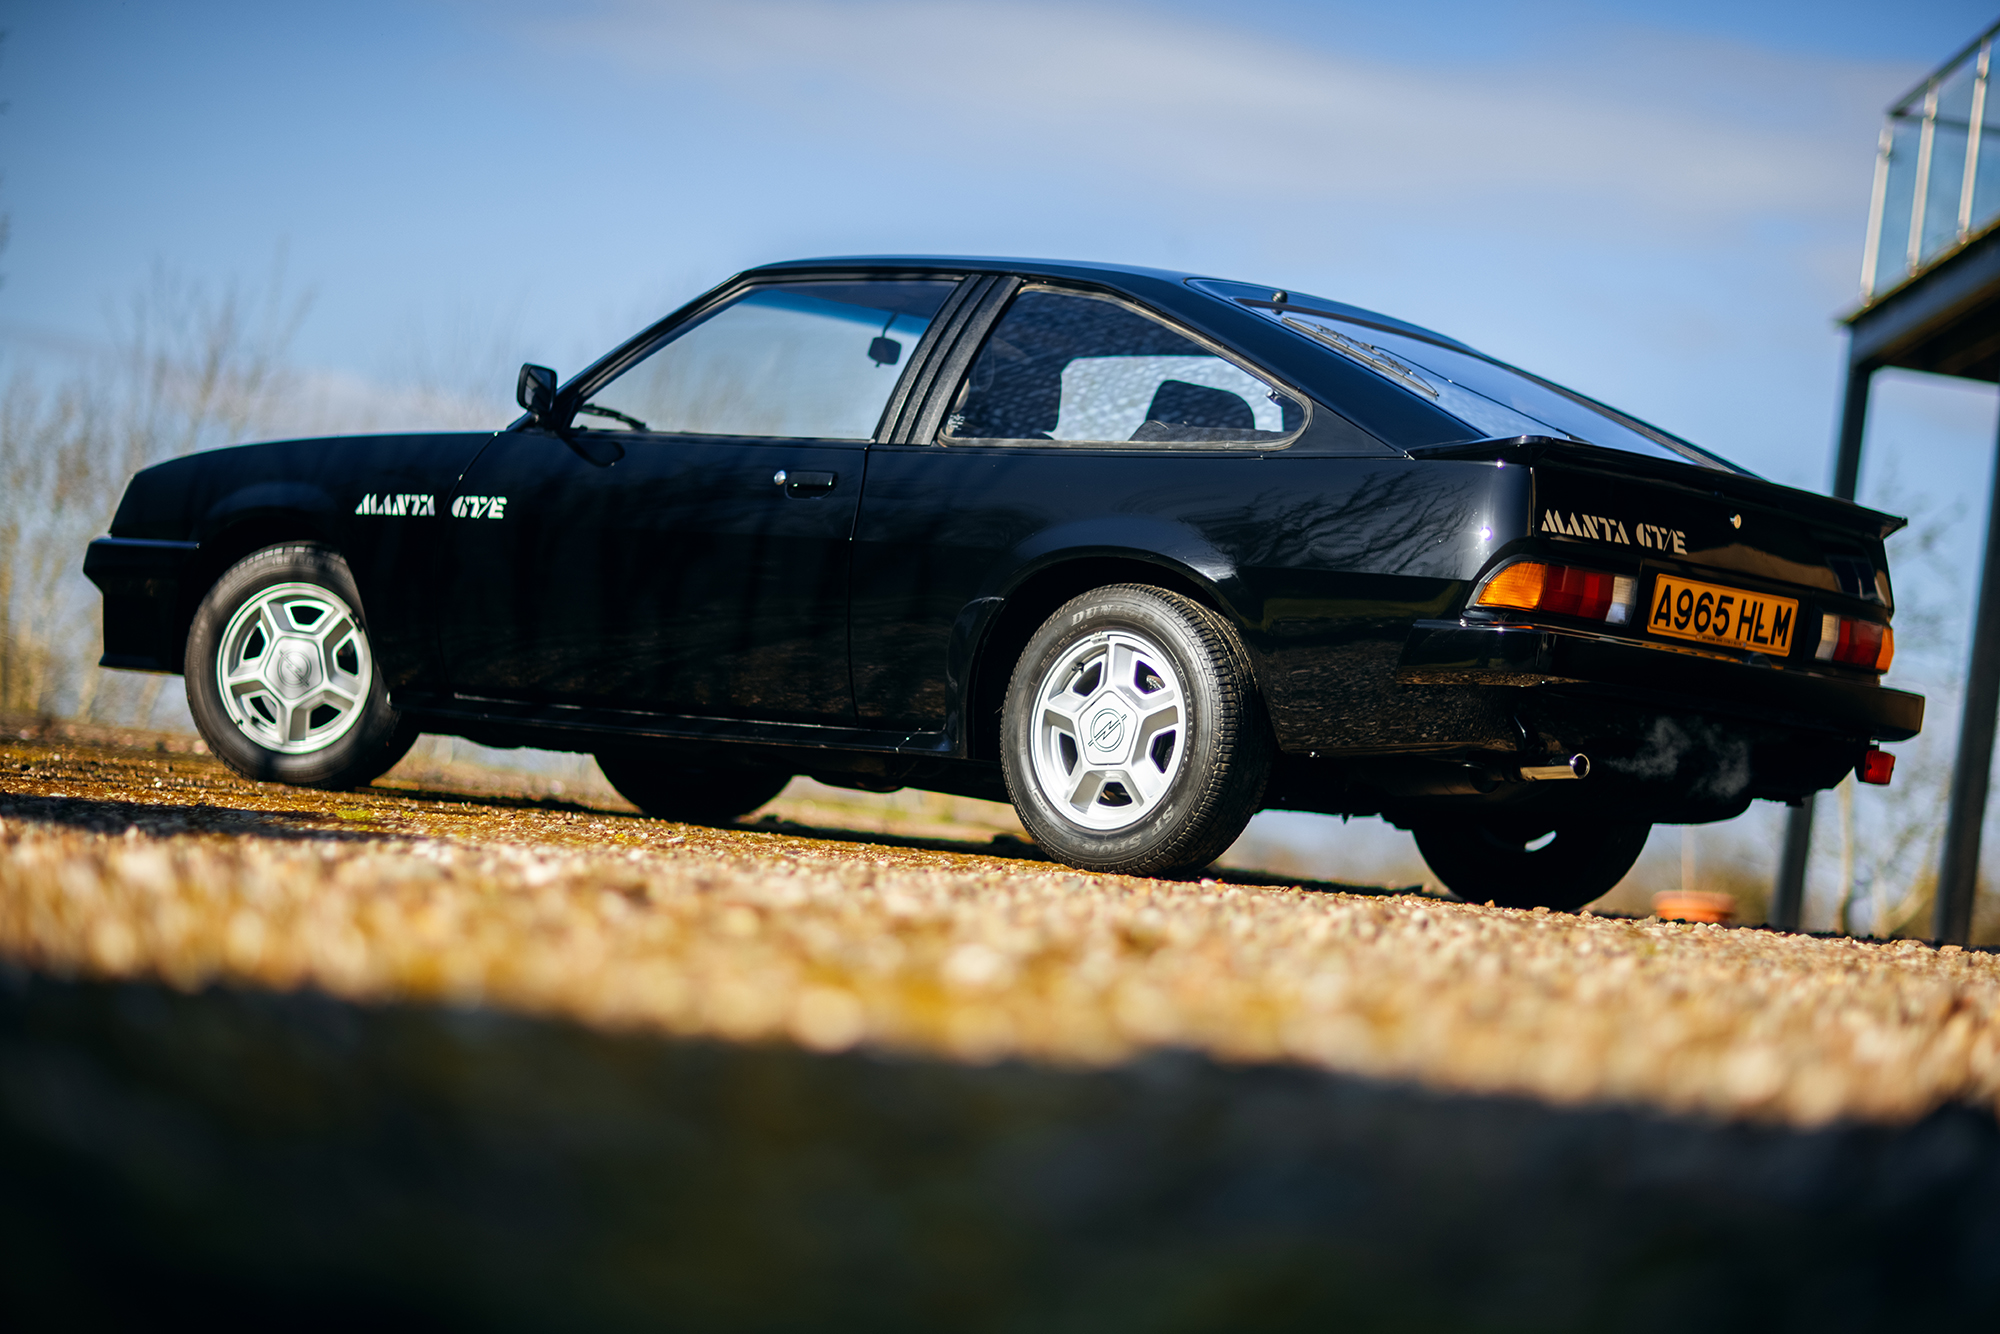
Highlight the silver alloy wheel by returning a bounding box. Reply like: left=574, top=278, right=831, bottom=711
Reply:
left=214, top=581, right=374, bottom=755
left=1027, top=628, right=1187, bottom=832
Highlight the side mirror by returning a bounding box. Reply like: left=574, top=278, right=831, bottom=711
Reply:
left=516, top=363, right=558, bottom=420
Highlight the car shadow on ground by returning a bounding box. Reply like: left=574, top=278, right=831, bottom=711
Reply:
left=0, top=792, right=387, bottom=844
left=3, top=773, right=1444, bottom=902
left=737, top=811, right=1425, bottom=897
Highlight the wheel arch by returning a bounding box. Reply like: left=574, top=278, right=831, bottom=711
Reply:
left=961, top=551, right=1251, bottom=763
left=174, top=511, right=346, bottom=671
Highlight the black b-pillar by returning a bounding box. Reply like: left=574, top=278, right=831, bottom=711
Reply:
left=1933, top=405, right=2000, bottom=943
left=1773, top=363, right=1875, bottom=931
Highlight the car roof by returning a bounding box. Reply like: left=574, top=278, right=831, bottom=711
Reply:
left=743, top=254, right=1470, bottom=350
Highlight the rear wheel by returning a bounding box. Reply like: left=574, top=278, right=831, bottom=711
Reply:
left=186, top=544, right=418, bottom=788
left=1413, top=816, right=1651, bottom=911
left=1001, top=584, right=1270, bottom=877
left=596, top=752, right=791, bottom=824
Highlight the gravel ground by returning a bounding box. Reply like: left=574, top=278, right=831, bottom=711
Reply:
left=3, top=730, right=1998, bottom=1127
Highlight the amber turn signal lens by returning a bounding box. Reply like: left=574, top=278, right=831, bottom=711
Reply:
left=1473, top=560, right=1634, bottom=623
left=1476, top=562, right=1551, bottom=610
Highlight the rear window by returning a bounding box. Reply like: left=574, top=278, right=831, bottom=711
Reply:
left=1219, top=293, right=1747, bottom=474
left=943, top=288, right=1306, bottom=448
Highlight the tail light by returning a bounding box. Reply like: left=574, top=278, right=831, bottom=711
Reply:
left=1858, top=747, right=1895, bottom=785
left=1473, top=561, right=1638, bottom=624
left=1816, top=615, right=1894, bottom=672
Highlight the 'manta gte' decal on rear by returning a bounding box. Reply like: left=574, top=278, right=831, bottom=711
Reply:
left=354, top=493, right=435, bottom=517
left=1541, top=509, right=1686, bottom=554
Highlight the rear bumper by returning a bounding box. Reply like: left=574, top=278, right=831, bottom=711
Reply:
left=1398, top=619, right=1923, bottom=742
left=83, top=536, right=199, bottom=673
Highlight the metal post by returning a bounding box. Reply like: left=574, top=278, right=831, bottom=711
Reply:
left=1773, top=363, right=1875, bottom=931
left=1958, top=43, right=1989, bottom=238
left=1932, top=413, right=2000, bottom=943
left=1773, top=795, right=1815, bottom=932
left=1830, top=363, right=1874, bottom=504
left=1909, top=82, right=1940, bottom=270
left=1861, top=124, right=1895, bottom=302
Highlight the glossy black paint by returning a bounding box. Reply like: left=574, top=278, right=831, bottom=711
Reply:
left=434, top=429, right=865, bottom=724
left=85, top=256, right=1925, bottom=826
left=847, top=444, right=1517, bottom=752
left=89, top=433, right=492, bottom=686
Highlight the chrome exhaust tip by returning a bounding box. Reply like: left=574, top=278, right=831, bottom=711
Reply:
left=1518, top=754, right=1589, bottom=781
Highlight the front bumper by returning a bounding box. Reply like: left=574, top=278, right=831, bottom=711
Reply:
left=1398, top=619, right=1924, bottom=742
left=82, top=536, right=200, bottom=673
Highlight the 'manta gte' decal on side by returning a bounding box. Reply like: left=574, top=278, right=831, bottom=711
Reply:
left=450, top=495, right=508, bottom=519
left=1540, top=509, right=1686, bottom=554
left=354, top=493, right=435, bottom=517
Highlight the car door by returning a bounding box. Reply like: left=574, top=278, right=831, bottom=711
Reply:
left=849, top=283, right=1309, bottom=732
left=437, top=277, right=959, bottom=725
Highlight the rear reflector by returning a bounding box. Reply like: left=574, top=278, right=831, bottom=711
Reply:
left=1474, top=561, right=1637, bottom=624
left=1816, top=614, right=1895, bottom=672
left=1859, top=747, right=1895, bottom=786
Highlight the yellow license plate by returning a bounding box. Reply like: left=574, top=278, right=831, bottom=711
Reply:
left=1647, top=574, right=1798, bottom=654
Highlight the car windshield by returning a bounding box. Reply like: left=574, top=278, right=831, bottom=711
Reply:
left=1226, top=296, right=1746, bottom=474
left=578, top=280, right=955, bottom=439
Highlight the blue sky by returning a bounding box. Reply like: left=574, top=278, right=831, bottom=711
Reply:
left=1, top=3, right=1993, bottom=435
left=5, top=2, right=1989, bottom=590
left=5, top=0, right=1995, bottom=483
left=5, top=0, right=2000, bottom=908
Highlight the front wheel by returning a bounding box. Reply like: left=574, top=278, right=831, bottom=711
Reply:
left=1001, top=584, right=1270, bottom=877
left=1413, top=816, right=1651, bottom=911
left=186, top=544, right=418, bottom=788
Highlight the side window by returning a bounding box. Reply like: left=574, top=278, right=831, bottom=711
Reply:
left=942, top=288, right=1305, bottom=446
left=575, top=280, right=956, bottom=440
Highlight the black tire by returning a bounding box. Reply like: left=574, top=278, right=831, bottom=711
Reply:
left=1413, top=816, right=1652, bottom=911
left=186, top=544, right=418, bottom=789
left=596, top=752, right=791, bottom=824
left=1001, top=584, right=1271, bottom=877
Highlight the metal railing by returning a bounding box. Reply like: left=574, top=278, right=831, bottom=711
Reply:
left=1862, top=19, right=2000, bottom=303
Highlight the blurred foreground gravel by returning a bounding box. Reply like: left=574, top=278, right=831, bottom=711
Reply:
left=8, top=731, right=2000, bottom=1329
left=3, top=733, right=1998, bottom=1127
left=5, top=975, right=2000, bottom=1332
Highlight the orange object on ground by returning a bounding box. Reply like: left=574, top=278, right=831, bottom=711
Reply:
left=1653, top=891, right=1736, bottom=924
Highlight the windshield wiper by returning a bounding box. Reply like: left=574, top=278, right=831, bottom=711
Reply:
left=575, top=403, right=650, bottom=431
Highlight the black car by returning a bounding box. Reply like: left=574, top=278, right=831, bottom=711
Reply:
left=84, top=256, right=1923, bottom=908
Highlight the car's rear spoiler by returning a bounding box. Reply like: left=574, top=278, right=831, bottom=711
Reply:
left=1407, top=436, right=1907, bottom=540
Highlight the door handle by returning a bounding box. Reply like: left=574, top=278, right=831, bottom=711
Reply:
left=772, top=469, right=837, bottom=497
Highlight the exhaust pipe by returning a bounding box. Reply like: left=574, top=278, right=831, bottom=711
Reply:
left=1518, top=754, right=1589, bottom=782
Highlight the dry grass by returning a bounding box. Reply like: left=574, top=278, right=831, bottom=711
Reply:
left=4, top=733, right=2000, bottom=1128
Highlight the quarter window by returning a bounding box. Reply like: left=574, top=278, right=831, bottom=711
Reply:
left=943, top=289, right=1304, bottom=446
left=576, top=280, right=956, bottom=440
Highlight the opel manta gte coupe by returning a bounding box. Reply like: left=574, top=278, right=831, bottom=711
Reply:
left=85, top=256, right=1922, bottom=909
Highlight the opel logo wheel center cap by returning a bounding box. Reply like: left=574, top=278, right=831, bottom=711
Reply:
left=271, top=637, right=321, bottom=697
left=1087, top=705, right=1128, bottom=758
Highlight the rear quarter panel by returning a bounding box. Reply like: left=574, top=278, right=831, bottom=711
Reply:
left=849, top=445, right=1528, bottom=752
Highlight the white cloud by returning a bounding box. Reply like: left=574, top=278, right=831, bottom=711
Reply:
left=525, top=0, right=1918, bottom=229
